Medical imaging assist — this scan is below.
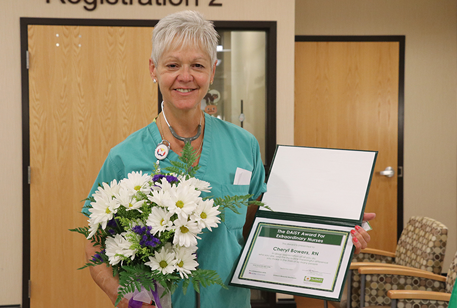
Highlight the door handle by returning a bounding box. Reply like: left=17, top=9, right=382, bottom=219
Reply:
left=380, top=166, right=395, bottom=178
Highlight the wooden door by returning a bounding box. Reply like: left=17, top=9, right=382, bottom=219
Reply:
left=28, top=25, right=157, bottom=307
left=294, top=40, right=400, bottom=252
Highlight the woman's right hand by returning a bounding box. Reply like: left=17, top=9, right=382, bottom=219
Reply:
left=86, top=241, right=157, bottom=308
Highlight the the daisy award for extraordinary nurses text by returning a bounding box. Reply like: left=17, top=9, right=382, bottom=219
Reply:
left=238, top=223, right=348, bottom=292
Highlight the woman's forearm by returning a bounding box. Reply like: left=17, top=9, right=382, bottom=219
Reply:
left=85, top=240, right=119, bottom=304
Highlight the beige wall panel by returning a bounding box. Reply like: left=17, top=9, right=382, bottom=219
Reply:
left=0, top=0, right=295, bottom=305
left=295, top=0, right=457, bottom=271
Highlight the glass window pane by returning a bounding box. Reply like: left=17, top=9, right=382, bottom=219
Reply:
left=202, top=30, right=267, bottom=164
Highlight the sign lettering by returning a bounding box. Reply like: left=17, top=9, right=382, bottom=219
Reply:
left=209, top=0, right=222, bottom=6
left=46, top=0, right=221, bottom=11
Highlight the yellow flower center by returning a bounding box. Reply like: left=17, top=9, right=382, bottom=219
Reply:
left=159, top=260, right=168, bottom=268
left=160, top=218, right=165, bottom=226
left=200, top=212, right=207, bottom=219
left=134, top=185, right=141, bottom=191
left=129, top=203, right=133, bottom=208
left=180, top=226, right=189, bottom=234
left=177, top=261, right=184, bottom=267
left=176, top=200, right=184, bottom=208
left=105, top=208, right=111, bottom=214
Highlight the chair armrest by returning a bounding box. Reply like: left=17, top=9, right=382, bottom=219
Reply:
left=350, top=262, right=407, bottom=270
left=358, top=267, right=446, bottom=282
left=360, top=248, right=396, bottom=258
left=388, top=290, right=451, bottom=302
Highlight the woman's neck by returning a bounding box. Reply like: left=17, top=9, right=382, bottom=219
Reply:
left=161, top=102, right=202, bottom=138
left=158, top=102, right=205, bottom=163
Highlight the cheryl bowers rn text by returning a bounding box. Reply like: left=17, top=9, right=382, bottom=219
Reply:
left=45, top=0, right=222, bottom=12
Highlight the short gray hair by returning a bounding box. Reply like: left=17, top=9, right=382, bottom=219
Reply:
left=151, top=10, right=219, bottom=66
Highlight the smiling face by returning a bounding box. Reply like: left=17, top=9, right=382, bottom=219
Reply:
left=149, top=42, right=216, bottom=113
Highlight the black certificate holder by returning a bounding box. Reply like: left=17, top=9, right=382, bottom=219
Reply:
left=230, top=145, right=378, bottom=301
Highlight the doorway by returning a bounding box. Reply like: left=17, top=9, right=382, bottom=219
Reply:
left=294, top=36, right=405, bottom=252
left=21, top=18, right=277, bottom=308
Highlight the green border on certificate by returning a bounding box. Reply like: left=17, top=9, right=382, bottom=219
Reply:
left=239, top=222, right=349, bottom=292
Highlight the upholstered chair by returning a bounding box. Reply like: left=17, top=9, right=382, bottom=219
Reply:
left=334, top=216, right=448, bottom=308
left=356, top=217, right=448, bottom=307
left=385, top=250, right=457, bottom=308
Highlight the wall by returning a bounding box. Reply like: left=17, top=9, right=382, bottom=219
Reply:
left=4, top=0, right=455, bottom=305
left=295, top=0, right=457, bottom=271
left=0, top=0, right=295, bottom=304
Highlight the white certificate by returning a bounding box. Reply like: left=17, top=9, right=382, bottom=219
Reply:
left=231, top=145, right=377, bottom=301
left=231, top=217, right=354, bottom=300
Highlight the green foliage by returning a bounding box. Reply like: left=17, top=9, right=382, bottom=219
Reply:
left=81, top=198, right=94, bottom=213
left=69, top=226, right=90, bottom=238
left=249, top=200, right=273, bottom=211
left=69, top=227, right=109, bottom=269
left=156, top=230, right=174, bottom=248
left=116, top=208, right=142, bottom=228
left=69, top=226, right=107, bottom=247
left=116, top=265, right=181, bottom=306
left=213, top=194, right=252, bottom=222
left=115, top=265, right=227, bottom=305
left=213, top=194, right=272, bottom=221
left=77, top=250, right=108, bottom=270
left=164, top=142, right=200, bottom=178
left=187, top=269, right=228, bottom=294
left=116, top=265, right=158, bottom=305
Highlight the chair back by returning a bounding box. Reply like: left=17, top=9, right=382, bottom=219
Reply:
left=395, top=216, right=448, bottom=274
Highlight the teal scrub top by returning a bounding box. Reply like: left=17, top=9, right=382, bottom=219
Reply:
left=83, top=113, right=267, bottom=308
left=450, top=283, right=457, bottom=307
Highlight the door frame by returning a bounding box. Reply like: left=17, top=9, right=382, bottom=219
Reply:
left=20, top=18, right=277, bottom=308
left=295, top=35, right=405, bottom=241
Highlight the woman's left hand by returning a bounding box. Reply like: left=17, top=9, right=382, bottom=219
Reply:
left=351, top=213, right=376, bottom=254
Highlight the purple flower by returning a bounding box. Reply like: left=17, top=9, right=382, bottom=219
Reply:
left=152, top=174, right=165, bottom=182
left=152, top=174, right=178, bottom=184
left=165, top=175, right=179, bottom=183
left=91, top=249, right=105, bottom=262
left=107, top=218, right=117, bottom=228
left=132, top=225, right=141, bottom=234
left=133, top=225, right=161, bottom=248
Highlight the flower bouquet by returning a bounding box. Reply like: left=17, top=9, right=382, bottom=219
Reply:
left=71, top=143, right=266, bottom=307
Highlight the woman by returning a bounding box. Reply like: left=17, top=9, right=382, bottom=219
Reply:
left=84, top=10, right=374, bottom=308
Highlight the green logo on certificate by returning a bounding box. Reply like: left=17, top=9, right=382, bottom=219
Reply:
left=304, top=276, right=324, bottom=283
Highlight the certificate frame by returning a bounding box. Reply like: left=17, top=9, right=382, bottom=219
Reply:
left=230, top=145, right=377, bottom=301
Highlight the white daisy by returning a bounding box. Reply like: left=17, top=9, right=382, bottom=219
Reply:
left=88, top=188, right=120, bottom=235
left=116, top=187, right=145, bottom=211
left=166, top=181, right=201, bottom=219
left=87, top=219, right=100, bottom=239
left=95, top=179, right=120, bottom=199
left=148, top=179, right=173, bottom=207
left=105, top=232, right=137, bottom=266
left=146, top=207, right=173, bottom=235
left=174, top=246, right=199, bottom=279
left=172, top=217, right=201, bottom=248
left=181, top=177, right=212, bottom=192
left=145, top=246, right=176, bottom=275
left=119, top=171, right=152, bottom=195
left=191, top=199, right=221, bottom=231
